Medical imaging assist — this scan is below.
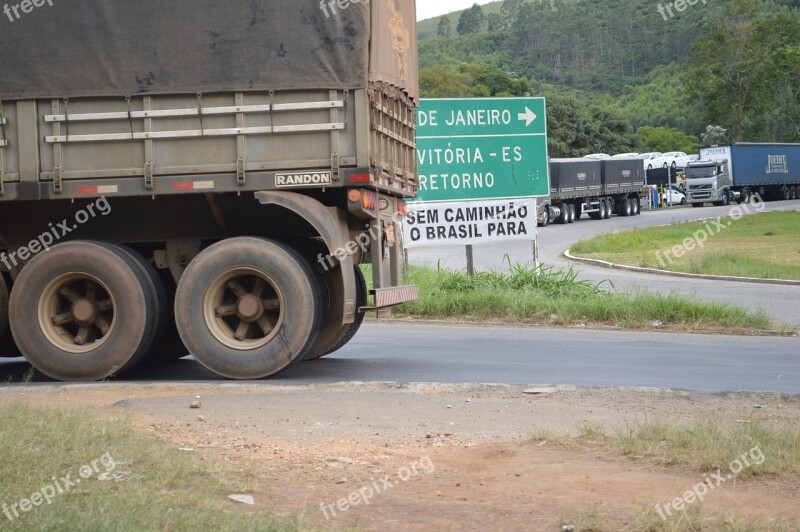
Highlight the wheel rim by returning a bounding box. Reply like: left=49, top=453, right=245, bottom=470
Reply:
left=37, top=273, right=116, bottom=354
left=202, top=267, right=284, bottom=351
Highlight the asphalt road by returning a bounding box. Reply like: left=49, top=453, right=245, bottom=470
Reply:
left=1, top=200, right=798, bottom=393
left=2, top=323, right=797, bottom=393
left=410, top=200, right=800, bottom=325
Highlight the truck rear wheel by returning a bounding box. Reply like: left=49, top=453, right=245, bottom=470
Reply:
left=631, top=197, right=640, bottom=215
left=119, top=247, right=190, bottom=364
left=619, top=198, right=632, bottom=217
left=174, top=237, right=321, bottom=379
left=782, top=186, right=791, bottom=201
left=0, top=275, right=19, bottom=358
left=567, top=204, right=576, bottom=223
left=598, top=200, right=607, bottom=220
left=8, top=241, right=157, bottom=381
left=305, top=266, right=368, bottom=360
left=603, top=199, right=612, bottom=219
left=557, top=205, right=569, bottom=224
left=791, top=186, right=798, bottom=200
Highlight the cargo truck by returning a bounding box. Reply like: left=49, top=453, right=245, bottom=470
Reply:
left=538, top=158, right=645, bottom=225
left=687, top=143, right=800, bottom=206
left=0, top=0, right=419, bottom=381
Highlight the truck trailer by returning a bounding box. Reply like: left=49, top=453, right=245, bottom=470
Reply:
left=687, top=143, right=800, bottom=206
left=0, top=0, right=419, bottom=381
left=539, top=158, right=645, bottom=225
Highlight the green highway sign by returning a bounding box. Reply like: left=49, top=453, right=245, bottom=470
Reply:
left=414, top=98, right=550, bottom=202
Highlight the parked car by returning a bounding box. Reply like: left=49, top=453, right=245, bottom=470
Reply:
left=663, top=151, right=693, bottom=169
left=611, top=152, right=641, bottom=159
left=640, top=152, right=667, bottom=170
left=584, top=153, right=611, bottom=160
left=661, top=186, right=687, bottom=205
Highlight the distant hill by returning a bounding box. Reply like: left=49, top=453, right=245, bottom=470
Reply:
left=417, top=1, right=503, bottom=40
left=418, top=0, right=715, bottom=94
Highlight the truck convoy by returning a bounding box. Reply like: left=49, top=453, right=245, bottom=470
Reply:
left=538, top=157, right=646, bottom=225
left=686, top=143, right=800, bottom=206
left=0, top=0, right=419, bottom=381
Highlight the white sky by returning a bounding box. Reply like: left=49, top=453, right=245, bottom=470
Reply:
left=416, top=0, right=497, bottom=21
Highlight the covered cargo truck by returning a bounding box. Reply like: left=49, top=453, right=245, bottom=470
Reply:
left=687, top=144, right=800, bottom=206
left=0, top=0, right=419, bottom=381
left=539, top=157, right=644, bottom=225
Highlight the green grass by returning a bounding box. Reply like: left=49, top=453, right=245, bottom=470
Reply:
left=571, top=211, right=800, bottom=281
left=534, top=420, right=800, bottom=480
left=562, top=506, right=798, bottom=532
left=382, top=262, right=774, bottom=333
left=0, top=403, right=307, bottom=531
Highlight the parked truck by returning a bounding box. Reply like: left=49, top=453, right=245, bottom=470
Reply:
left=0, top=0, right=419, bottom=381
left=687, top=143, right=800, bottom=206
left=538, top=157, right=646, bottom=225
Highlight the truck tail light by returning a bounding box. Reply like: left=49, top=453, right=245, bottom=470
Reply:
left=397, top=199, right=409, bottom=218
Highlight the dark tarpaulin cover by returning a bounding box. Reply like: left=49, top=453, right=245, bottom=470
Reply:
left=0, top=0, right=375, bottom=100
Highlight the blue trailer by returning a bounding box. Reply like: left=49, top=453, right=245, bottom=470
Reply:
left=692, top=143, right=800, bottom=204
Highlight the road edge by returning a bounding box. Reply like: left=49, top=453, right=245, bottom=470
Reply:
left=564, top=249, right=800, bottom=287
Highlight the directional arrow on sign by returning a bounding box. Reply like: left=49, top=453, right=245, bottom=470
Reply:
left=518, top=107, right=537, bottom=127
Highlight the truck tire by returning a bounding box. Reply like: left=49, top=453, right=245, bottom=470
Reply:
left=539, top=207, right=550, bottom=227
left=8, top=241, right=157, bottom=381
left=741, top=188, right=752, bottom=204
left=791, top=186, right=798, bottom=200
left=715, top=191, right=730, bottom=207
left=631, top=197, right=640, bottom=215
left=118, top=247, right=190, bottom=365
left=305, top=266, right=368, bottom=360
left=109, top=246, right=167, bottom=365
left=557, top=205, right=569, bottom=225
left=567, top=204, right=576, bottom=223
left=174, top=237, right=322, bottom=379
left=619, top=198, right=632, bottom=217
left=598, top=200, right=607, bottom=220
left=603, top=199, right=612, bottom=219
left=0, top=275, right=18, bottom=358
left=782, top=186, right=791, bottom=201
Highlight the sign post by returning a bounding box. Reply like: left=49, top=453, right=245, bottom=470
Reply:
left=405, top=98, right=550, bottom=269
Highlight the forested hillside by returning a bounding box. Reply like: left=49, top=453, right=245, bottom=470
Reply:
left=419, top=0, right=800, bottom=154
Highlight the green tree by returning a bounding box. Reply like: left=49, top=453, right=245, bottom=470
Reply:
left=685, top=0, right=797, bottom=141
left=437, top=15, right=452, bottom=37
left=419, top=64, right=530, bottom=98
left=500, top=0, right=525, bottom=29
left=636, top=127, right=700, bottom=153
left=487, top=13, right=503, bottom=32
left=457, top=3, right=486, bottom=35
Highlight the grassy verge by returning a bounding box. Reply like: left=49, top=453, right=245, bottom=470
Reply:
left=533, top=420, right=800, bottom=480
left=570, top=211, right=800, bottom=280
left=381, top=262, right=775, bottom=333
left=547, top=420, right=800, bottom=530
left=561, top=506, right=797, bottom=532
left=0, top=403, right=305, bottom=531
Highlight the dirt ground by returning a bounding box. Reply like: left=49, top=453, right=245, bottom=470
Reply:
left=2, top=382, right=798, bottom=530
